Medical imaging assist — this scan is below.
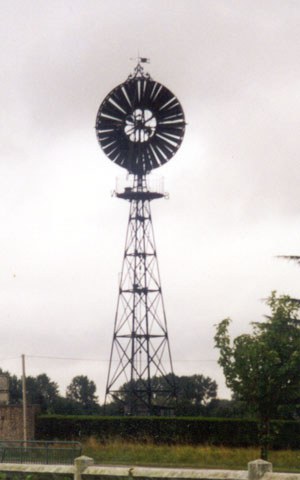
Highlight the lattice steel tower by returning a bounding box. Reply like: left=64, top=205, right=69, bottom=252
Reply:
left=95, top=60, right=185, bottom=415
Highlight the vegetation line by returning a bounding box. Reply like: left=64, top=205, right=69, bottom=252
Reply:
left=82, top=438, right=300, bottom=472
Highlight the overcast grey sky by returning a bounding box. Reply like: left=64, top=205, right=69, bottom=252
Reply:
left=1, top=0, right=300, bottom=402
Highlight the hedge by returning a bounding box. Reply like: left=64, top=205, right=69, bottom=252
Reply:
left=36, top=416, right=256, bottom=446
left=37, top=416, right=300, bottom=449
left=35, top=415, right=300, bottom=448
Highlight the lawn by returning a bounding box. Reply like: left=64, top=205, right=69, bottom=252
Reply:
left=82, top=438, right=300, bottom=472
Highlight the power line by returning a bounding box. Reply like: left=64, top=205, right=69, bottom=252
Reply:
left=174, top=359, right=217, bottom=363
left=29, top=355, right=218, bottom=363
left=0, top=356, right=21, bottom=362
left=0, top=354, right=218, bottom=364
left=27, top=355, right=103, bottom=362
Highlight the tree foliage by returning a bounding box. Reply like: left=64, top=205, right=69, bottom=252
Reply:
left=26, top=374, right=59, bottom=412
left=66, top=375, right=99, bottom=413
left=0, top=368, right=100, bottom=414
left=176, top=374, right=217, bottom=406
left=214, top=292, right=300, bottom=458
left=111, top=373, right=217, bottom=416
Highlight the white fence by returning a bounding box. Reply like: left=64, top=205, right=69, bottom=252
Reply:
left=0, top=457, right=299, bottom=480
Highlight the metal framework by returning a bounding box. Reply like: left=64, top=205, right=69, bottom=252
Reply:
left=105, top=175, right=176, bottom=415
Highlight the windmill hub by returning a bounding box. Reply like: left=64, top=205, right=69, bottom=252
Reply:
left=124, top=108, right=157, bottom=143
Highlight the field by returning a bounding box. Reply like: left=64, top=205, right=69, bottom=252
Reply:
left=83, top=438, right=300, bottom=472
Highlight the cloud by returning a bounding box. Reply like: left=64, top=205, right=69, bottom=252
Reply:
left=1, top=0, right=300, bottom=401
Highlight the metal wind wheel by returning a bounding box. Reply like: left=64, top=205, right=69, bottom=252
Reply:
left=96, top=77, right=185, bottom=175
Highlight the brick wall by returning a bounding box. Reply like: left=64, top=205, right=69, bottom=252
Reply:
left=0, top=405, right=38, bottom=441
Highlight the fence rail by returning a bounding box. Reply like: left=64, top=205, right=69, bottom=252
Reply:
left=0, top=457, right=297, bottom=480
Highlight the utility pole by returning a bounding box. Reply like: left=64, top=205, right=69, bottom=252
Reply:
left=21, top=354, right=27, bottom=445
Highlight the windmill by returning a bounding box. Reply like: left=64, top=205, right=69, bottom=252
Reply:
left=95, top=59, right=185, bottom=415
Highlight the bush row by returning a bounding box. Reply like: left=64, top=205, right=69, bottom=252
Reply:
left=36, top=416, right=300, bottom=449
left=36, top=416, right=255, bottom=446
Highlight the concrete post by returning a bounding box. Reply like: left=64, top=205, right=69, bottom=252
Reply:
left=74, top=455, right=94, bottom=480
left=248, top=459, right=272, bottom=480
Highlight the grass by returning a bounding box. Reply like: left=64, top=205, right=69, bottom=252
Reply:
left=82, top=438, right=300, bottom=472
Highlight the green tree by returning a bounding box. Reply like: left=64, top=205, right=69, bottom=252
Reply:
left=205, top=397, right=250, bottom=418
left=9, top=374, right=22, bottom=404
left=51, top=395, right=88, bottom=415
left=26, top=374, right=59, bottom=413
left=0, top=370, right=59, bottom=412
left=214, top=292, right=300, bottom=459
left=110, top=374, right=217, bottom=416
left=176, top=374, right=217, bottom=406
left=66, top=375, right=99, bottom=413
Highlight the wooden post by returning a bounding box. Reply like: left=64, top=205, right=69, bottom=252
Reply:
left=74, top=456, right=94, bottom=480
left=22, top=354, right=27, bottom=445
left=248, top=459, right=272, bottom=480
